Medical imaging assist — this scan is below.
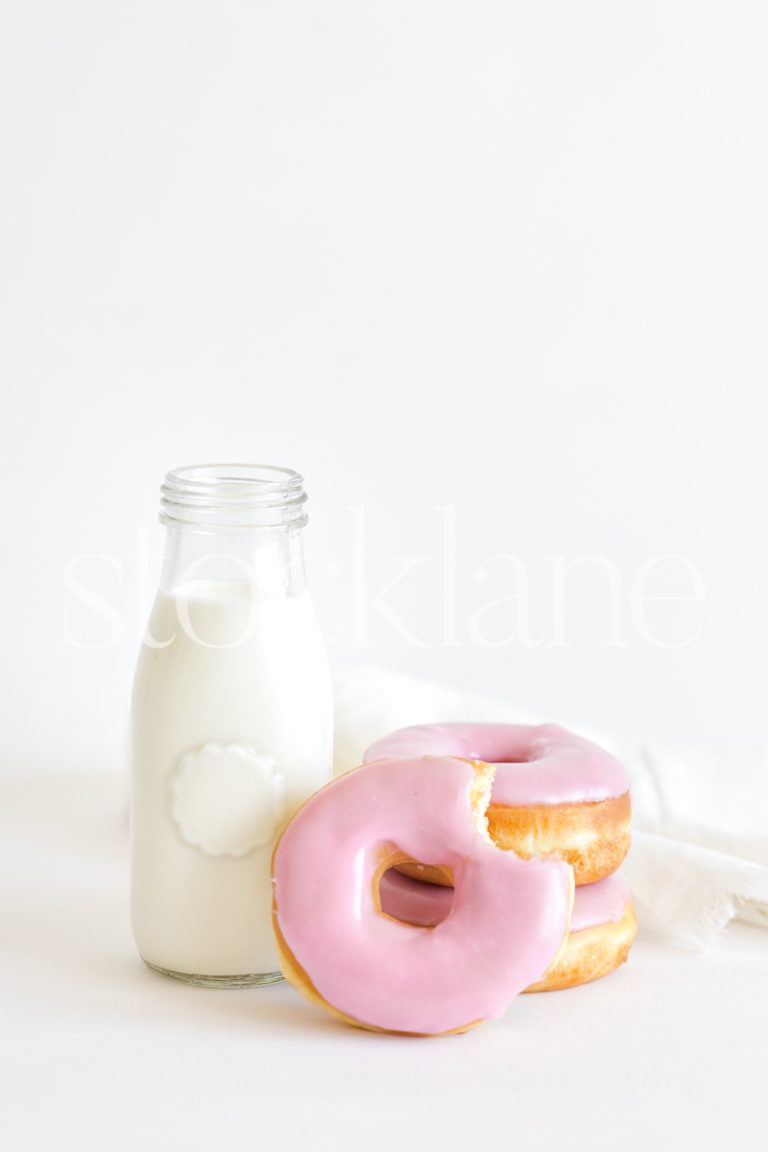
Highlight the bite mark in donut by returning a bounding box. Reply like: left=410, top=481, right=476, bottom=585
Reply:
left=364, top=723, right=631, bottom=885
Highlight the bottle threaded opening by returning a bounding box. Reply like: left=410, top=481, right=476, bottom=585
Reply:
left=160, top=464, right=308, bottom=530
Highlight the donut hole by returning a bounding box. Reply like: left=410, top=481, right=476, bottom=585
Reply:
left=377, top=866, right=455, bottom=929
left=396, top=860, right=454, bottom=886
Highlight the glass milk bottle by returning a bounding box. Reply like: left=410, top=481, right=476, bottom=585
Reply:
left=130, top=464, right=333, bottom=986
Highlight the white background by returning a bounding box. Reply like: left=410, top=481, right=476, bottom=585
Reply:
left=2, top=5, right=767, bottom=1149
left=2, top=1, right=767, bottom=772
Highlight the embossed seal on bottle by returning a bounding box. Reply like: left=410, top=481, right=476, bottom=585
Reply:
left=169, top=743, right=288, bottom=858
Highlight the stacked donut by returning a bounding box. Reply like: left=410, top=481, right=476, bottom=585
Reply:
left=366, top=723, right=636, bottom=993
left=271, top=723, right=636, bottom=1036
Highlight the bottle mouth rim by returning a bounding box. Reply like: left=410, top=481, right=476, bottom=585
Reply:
left=160, top=463, right=308, bottom=529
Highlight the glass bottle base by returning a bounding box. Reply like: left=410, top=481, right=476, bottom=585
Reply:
left=144, top=960, right=284, bottom=988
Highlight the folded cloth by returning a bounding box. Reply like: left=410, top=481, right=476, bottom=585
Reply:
left=333, top=665, right=768, bottom=950
left=609, top=739, right=768, bottom=946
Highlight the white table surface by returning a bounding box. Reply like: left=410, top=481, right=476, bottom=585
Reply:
left=2, top=769, right=766, bottom=1152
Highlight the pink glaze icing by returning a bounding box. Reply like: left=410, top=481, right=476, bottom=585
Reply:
left=570, top=874, right=631, bottom=932
left=364, top=723, right=629, bottom=806
left=272, top=756, right=572, bottom=1035
left=380, top=869, right=631, bottom=934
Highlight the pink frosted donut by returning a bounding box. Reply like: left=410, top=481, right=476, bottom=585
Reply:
left=379, top=870, right=637, bottom=992
left=365, top=723, right=631, bottom=885
left=271, top=756, right=573, bottom=1036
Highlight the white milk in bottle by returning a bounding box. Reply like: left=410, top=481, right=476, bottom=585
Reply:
left=130, top=465, right=333, bottom=985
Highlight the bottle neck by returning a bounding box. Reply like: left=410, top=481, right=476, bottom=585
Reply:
left=160, top=524, right=307, bottom=598
left=157, top=463, right=310, bottom=598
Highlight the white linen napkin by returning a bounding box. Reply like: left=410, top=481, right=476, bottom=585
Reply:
left=333, top=665, right=768, bottom=950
